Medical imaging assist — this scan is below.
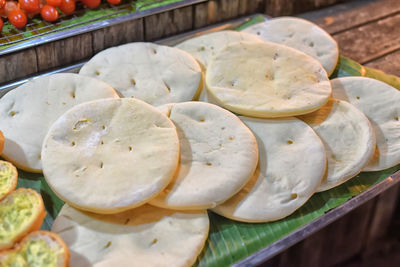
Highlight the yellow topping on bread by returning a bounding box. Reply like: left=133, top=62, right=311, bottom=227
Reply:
left=0, top=161, right=18, bottom=201
left=0, top=188, right=46, bottom=250
left=0, top=231, right=70, bottom=267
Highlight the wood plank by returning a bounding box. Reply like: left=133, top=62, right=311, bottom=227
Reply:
left=363, top=184, right=400, bottom=256
left=92, top=19, right=144, bottom=54
left=238, top=0, right=265, bottom=16
left=265, top=0, right=295, bottom=16
left=333, top=13, right=400, bottom=64
left=301, top=0, right=400, bottom=34
left=365, top=49, right=400, bottom=77
left=193, top=2, right=210, bottom=29
left=144, top=6, right=193, bottom=41
left=265, top=0, right=350, bottom=17
left=0, top=49, right=38, bottom=84
left=273, top=199, right=376, bottom=267
left=35, top=33, right=93, bottom=72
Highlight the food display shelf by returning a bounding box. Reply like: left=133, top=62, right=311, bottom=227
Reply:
left=1, top=14, right=400, bottom=266
left=0, top=0, right=206, bottom=55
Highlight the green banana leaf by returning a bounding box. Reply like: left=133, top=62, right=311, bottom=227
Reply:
left=7, top=14, right=400, bottom=267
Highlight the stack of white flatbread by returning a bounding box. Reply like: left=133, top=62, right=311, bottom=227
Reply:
left=1, top=16, right=399, bottom=267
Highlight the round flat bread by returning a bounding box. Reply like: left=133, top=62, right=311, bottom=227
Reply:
left=42, top=98, right=180, bottom=214
left=212, top=117, right=326, bottom=223
left=299, top=99, right=376, bottom=191
left=52, top=204, right=209, bottom=267
left=79, top=42, right=202, bottom=106
left=331, top=77, right=400, bottom=171
left=149, top=102, right=258, bottom=210
left=206, top=41, right=331, bottom=118
left=175, top=30, right=262, bottom=69
left=242, top=17, right=339, bottom=75
left=0, top=74, right=119, bottom=173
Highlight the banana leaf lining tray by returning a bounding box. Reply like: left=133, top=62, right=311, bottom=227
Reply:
left=1, top=14, right=400, bottom=267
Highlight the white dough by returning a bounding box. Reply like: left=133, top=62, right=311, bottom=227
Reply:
left=242, top=17, right=339, bottom=75
left=331, top=77, right=400, bottom=171
left=79, top=42, right=202, bottom=106
left=299, top=99, right=376, bottom=191
left=206, top=41, right=331, bottom=118
left=52, top=204, right=209, bottom=267
left=42, top=98, right=180, bottom=214
left=0, top=74, right=119, bottom=172
left=175, top=30, right=262, bottom=69
left=150, top=102, right=258, bottom=210
left=213, top=117, right=326, bottom=222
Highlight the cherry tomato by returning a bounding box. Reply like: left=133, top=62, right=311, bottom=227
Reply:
left=8, top=9, right=27, bottom=28
left=59, top=0, right=75, bottom=15
left=46, top=0, right=61, bottom=6
left=19, top=0, right=40, bottom=13
left=0, top=0, right=5, bottom=8
left=0, top=1, right=19, bottom=18
left=82, top=0, right=100, bottom=9
left=0, top=18, right=3, bottom=33
left=107, top=0, right=121, bottom=5
left=40, top=4, right=57, bottom=21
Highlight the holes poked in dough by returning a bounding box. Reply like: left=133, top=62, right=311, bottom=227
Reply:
left=100, top=162, right=104, bottom=168
left=280, top=193, right=298, bottom=204
left=163, top=81, right=171, bottom=92
left=131, top=79, right=136, bottom=86
left=71, top=141, right=76, bottom=146
left=102, top=125, right=106, bottom=130
left=37, top=154, right=41, bottom=160
left=9, top=111, right=17, bottom=117
left=100, top=141, right=104, bottom=145
left=95, top=71, right=100, bottom=76
left=287, top=140, right=294, bottom=144
left=206, top=162, right=212, bottom=166
left=199, top=118, right=205, bottom=122
left=199, top=46, right=205, bottom=51
left=395, top=116, right=399, bottom=121
left=231, top=79, right=239, bottom=87
left=129, top=146, right=133, bottom=152
left=356, top=96, right=360, bottom=100
left=150, top=238, right=158, bottom=246
left=73, top=119, right=89, bottom=130
left=309, top=42, right=314, bottom=47
left=71, top=92, right=76, bottom=99
left=152, top=49, right=157, bottom=55
left=229, top=136, right=235, bottom=141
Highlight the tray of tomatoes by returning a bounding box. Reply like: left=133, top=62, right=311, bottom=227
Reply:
left=0, top=0, right=123, bottom=31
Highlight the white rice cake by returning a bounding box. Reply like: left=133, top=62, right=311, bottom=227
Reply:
left=79, top=42, right=202, bottom=106
left=150, top=102, right=258, bottom=210
left=175, top=30, right=262, bottom=69
left=41, top=98, right=180, bottom=214
left=0, top=74, right=119, bottom=173
left=213, top=117, right=326, bottom=223
left=331, top=77, right=400, bottom=171
left=299, top=99, right=376, bottom=191
left=52, top=204, right=209, bottom=267
left=206, top=41, right=331, bottom=118
left=242, top=17, right=339, bottom=75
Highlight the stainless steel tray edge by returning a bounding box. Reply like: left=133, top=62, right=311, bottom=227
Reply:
left=0, top=0, right=207, bottom=56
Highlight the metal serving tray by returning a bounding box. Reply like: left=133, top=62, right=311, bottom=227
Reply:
left=0, top=0, right=207, bottom=55
left=1, top=14, right=399, bottom=266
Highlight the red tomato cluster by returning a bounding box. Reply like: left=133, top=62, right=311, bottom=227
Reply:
left=0, top=0, right=122, bottom=32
